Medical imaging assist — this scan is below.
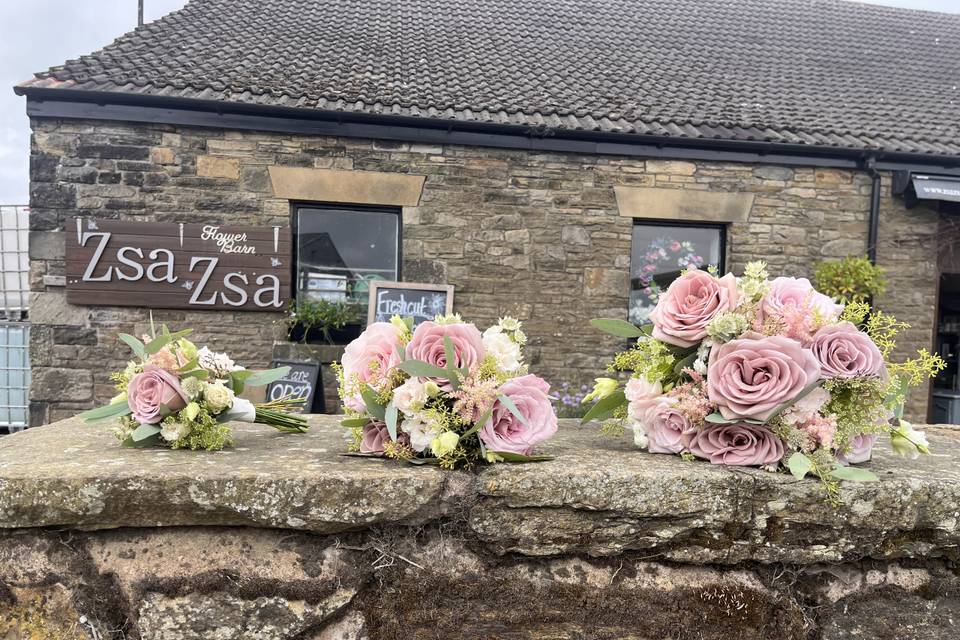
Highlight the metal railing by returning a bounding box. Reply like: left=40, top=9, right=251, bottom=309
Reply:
left=0, top=206, right=29, bottom=432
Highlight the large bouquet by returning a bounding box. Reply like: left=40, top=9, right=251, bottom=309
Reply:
left=584, top=262, right=944, bottom=501
left=81, top=323, right=308, bottom=450
left=336, top=314, right=557, bottom=467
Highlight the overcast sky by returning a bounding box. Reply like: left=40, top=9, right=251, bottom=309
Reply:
left=0, top=0, right=957, bottom=204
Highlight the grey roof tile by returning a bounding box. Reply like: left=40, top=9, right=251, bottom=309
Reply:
left=15, top=0, right=960, bottom=156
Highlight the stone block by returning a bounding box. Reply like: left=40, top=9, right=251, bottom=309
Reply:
left=753, top=166, right=794, bottom=181
left=645, top=159, right=697, bottom=175
left=53, top=326, right=97, bottom=346
left=27, top=231, right=65, bottom=260
left=150, top=147, right=176, bottom=165
left=561, top=225, right=591, bottom=246
left=30, top=368, right=93, bottom=401
left=197, top=155, right=241, bottom=179
left=28, top=292, right=87, bottom=326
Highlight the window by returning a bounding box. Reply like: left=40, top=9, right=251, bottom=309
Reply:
left=294, top=204, right=401, bottom=318
left=629, top=222, right=725, bottom=325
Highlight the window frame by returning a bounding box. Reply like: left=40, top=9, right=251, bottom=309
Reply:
left=289, top=201, right=403, bottom=306
left=628, top=219, right=727, bottom=318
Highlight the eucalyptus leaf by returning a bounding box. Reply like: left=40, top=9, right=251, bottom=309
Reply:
left=79, top=400, right=132, bottom=422
left=787, top=452, right=813, bottom=480
left=340, top=417, right=371, bottom=428
left=704, top=412, right=733, bottom=424
left=580, top=389, right=627, bottom=425
left=768, top=380, right=822, bottom=421
left=385, top=402, right=399, bottom=441
left=121, top=433, right=161, bottom=448
left=118, top=333, right=146, bottom=359
left=462, top=405, right=494, bottom=439
left=443, top=336, right=460, bottom=390
left=361, top=386, right=387, bottom=421
left=181, top=369, right=209, bottom=381
left=406, top=457, right=442, bottom=466
left=492, top=451, right=554, bottom=463
left=144, top=329, right=193, bottom=355
left=131, top=423, right=162, bottom=442
left=589, top=318, right=646, bottom=338
left=830, top=465, right=879, bottom=483
left=340, top=452, right=385, bottom=459
left=245, top=366, right=291, bottom=387
left=497, top=393, right=528, bottom=426
left=398, top=360, right=450, bottom=379
left=673, top=352, right=698, bottom=376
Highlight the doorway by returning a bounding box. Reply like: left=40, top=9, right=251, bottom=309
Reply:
left=933, top=273, right=960, bottom=424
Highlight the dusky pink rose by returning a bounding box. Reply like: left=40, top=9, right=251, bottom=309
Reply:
left=707, top=333, right=821, bottom=421
left=649, top=271, right=739, bottom=347
left=645, top=399, right=695, bottom=454
left=838, top=433, right=879, bottom=465
left=406, top=321, right=485, bottom=389
left=688, top=422, right=785, bottom=466
left=359, top=421, right=410, bottom=454
left=360, top=421, right=390, bottom=454
left=127, top=364, right=188, bottom=424
left=479, top=374, right=557, bottom=455
left=341, top=323, right=403, bottom=412
left=811, top=321, right=884, bottom=379
left=760, top=277, right=843, bottom=327
left=625, top=376, right=664, bottom=423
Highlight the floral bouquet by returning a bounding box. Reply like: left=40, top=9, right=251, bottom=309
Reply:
left=336, top=314, right=557, bottom=467
left=584, top=262, right=944, bottom=502
left=81, top=323, right=308, bottom=450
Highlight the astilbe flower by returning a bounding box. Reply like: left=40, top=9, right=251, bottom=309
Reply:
left=667, top=379, right=714, bottom=429
left=450, top=371, right=499, bottom=423
left=798, top=413, right=838, bottom=452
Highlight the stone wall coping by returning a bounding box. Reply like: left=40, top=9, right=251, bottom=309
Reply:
left=3, top=416, right=960, bottom=565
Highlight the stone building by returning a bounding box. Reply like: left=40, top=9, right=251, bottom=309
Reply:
left=14, top=0, right=960, bottom=425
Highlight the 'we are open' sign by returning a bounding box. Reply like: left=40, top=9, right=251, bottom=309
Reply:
left=66, top=218, right=291, bottom=311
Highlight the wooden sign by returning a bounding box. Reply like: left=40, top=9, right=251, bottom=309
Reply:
left=367, top=281, right=454, bottom=328
left=266, top=360, right=322, bottom=414
left=66, top=218, right=291, bottom=311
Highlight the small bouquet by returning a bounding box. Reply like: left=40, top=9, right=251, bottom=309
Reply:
left=584, top=262, right=945, bottom=503
left=336, top=314, right=558, bottom=468
left=81, top=323, right=308, bottom=450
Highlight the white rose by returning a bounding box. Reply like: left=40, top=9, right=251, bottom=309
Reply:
left=393, top=378, right=428, bottom=416
left=203, top=382, right=235, bottom=414
left=482, top=327, right=522, bottom=373
left=160, top=421, right=191, bottom=442
left=400, top=413, right=441, bottom=453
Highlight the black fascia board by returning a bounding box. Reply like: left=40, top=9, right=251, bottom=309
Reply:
left=18, top=86, right=960, bottom=174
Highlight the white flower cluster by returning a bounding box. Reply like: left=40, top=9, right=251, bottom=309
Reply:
left=197, top=346, right=242, bottom=378
left=392, top=377, right=445, bottom=453
left=482, top=316, right=526, bottom=374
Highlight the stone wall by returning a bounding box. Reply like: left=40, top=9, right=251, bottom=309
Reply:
left=27, top=117, right=940, bottom=423
left=2, top=416, right=960, bottom=639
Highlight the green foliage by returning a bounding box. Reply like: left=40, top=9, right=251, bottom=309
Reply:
left=608, top=337, right=677, bottom=384
left=286, top=299, right=361, bottom=344
left=822, top=377, right=889, bottom=446
left=168, top=406, right=234, bottom=451
left=813, top=255, right=887, bottom=303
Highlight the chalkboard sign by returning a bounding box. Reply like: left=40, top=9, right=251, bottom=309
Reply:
left=367, top=281, right=455, bottom=328
left=266, top=360, right=323, bottom=414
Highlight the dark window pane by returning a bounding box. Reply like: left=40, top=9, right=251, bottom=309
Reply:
left=629, top=224, right=723, bottom=324
left=296, top=206, right=399, bottom=312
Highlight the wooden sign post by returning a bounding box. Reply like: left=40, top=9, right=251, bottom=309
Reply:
left=66, top=218, right=291, bottom=311
left=367, top=281, right=454, bottom=328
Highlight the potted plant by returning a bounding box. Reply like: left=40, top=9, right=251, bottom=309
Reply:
left=286, top=299, right=364, bottom=345
left=813, top=255, right=887, bottom=304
